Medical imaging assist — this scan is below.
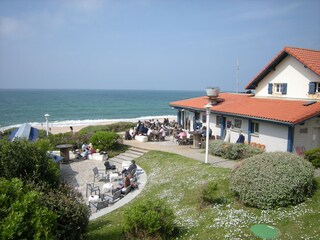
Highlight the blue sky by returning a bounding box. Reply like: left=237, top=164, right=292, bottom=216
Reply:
left=0, top=0, right=319, bottom=92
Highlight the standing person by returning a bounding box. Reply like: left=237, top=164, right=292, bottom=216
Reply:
left=70, top=126, right=73, bottom=134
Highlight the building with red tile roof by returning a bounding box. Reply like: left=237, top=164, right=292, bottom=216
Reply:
left=170, top=47, right=320, bottom=153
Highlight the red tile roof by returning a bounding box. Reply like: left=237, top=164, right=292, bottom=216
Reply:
left=170, top=93, right=320, bottom=125
left=245, top=47, right=320, bottom=89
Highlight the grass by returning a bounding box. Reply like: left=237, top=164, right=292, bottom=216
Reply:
left=88, top=151, right=320, bottom=240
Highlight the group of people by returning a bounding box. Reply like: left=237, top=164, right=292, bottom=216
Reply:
left=124, top=118, right=176, bottom=141
left=174, top=125, right=213, bottom=145
left=104, top=159, right=138, bottom=194
left=81, top=143, right=95, bottom=160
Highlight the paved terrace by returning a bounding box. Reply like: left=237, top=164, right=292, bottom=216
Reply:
left=60, top=135, right=319, bottom=220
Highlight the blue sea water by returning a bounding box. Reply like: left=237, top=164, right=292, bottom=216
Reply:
left=0, top=89, right=203, bottom=130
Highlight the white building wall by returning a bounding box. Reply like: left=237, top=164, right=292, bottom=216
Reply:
left=252, top=122, right=288, bottom=152
left=185, top=110, right=318, bottom=153
left=294, top=118, right=320, bottom=154
left=255, top=56, right=320, bottom=99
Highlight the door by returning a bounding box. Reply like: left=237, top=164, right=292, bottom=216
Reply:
left=312, top=127, right=320, bottom=148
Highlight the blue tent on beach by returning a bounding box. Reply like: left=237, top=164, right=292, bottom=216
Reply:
left=8, top=123, right=39, bottom=142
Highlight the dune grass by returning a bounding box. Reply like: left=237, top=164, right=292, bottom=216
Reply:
left=88, top=151, right=320, bottom=240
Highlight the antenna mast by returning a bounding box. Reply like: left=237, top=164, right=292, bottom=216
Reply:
left=236, top=58, right=240, bottom=93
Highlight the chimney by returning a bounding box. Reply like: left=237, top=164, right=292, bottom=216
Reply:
left=206, top=87, right=220, bottom=105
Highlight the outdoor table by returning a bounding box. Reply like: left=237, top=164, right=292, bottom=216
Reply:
left=102, top=182, right=113, bottom=193
left=56, top=144, right=73, bottom=163
left=190, top=131, right=202, bottom=148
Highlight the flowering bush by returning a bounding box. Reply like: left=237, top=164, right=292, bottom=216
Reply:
left=230, top=152, right=315, bottom=209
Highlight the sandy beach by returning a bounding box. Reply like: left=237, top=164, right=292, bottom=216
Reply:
left=34, top=116, right=177, bottom=135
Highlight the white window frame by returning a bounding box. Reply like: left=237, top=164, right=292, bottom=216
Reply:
left=316, top=82, right=320, bottom=93
left=251, top=122, right=259, bottom=134
left=216, top=116, right=222, bottom=127
left=274, top=83, right=282, bottom=93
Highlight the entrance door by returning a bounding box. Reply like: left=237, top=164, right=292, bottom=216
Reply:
left=312, top=127, right=320, bottom=148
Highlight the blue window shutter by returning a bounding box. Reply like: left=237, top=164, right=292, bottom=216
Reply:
left=281, top=83, right=287, bottom=95
left=309, top=82, right=316, bottom=94
left=268, top=83, right=273, bottom=94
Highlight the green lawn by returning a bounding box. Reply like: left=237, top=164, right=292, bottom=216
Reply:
left=88, top=151, right=320, bottom=240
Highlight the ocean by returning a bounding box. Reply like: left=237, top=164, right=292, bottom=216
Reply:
left=0, top=89, right=203, bottom=130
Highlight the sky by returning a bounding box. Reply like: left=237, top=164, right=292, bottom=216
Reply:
left=0, top=0, right=319, bottom=92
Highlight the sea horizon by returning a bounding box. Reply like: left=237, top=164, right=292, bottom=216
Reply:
left=0, top=89, right=204, bottom=131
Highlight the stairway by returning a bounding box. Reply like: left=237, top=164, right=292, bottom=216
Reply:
left=109, top=147, right=149, bottom=166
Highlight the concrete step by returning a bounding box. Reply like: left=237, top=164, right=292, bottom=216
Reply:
left=129, top=147, right=149, bottom=154
left=121, top=152, right=143, bottom=158
left=113, top=154, right=134, bottom=162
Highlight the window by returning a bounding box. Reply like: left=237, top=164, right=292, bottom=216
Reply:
left=216, top=116, right=222, bottom=126
left=275, top=83, right=282, bottom=93
left=299, top=128, right=308, bottom=134
left=234, top=119, right=242, bottom=129
left=250, top=122, right=259, bottom=134
left=268, top=83, right=287, bottom=95
left=308, top=82, right=320, bottom=94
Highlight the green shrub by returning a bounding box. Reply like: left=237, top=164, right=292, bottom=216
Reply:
left=209, top=140, right=227, bottom=157
left=0, top=139, right=60, bottom=188
left=230, top=152, right=315, bottom=209
left=200, top=180, right=234, bottom=207
left=79, top=122, right=136, bottom=135
left=48, top=132, right=90, bottom=151
left=0, top=178, right=57, bottom=240
left=38, top=182, right=90, bottom=240
left=304, top=148, right=320, bottom=168
left=90, top=131, right=119, bottom=151
left=124, top=199, right=176, bottom=239
left=209, top=140, right=264, bottom=160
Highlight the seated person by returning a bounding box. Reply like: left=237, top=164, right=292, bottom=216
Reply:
left=177, top=130, right=187, bottom=139
left=201, top=126, right=212, bottom=138
left=124, top=130, right=132, bottom=140
left=104, top=159, right=116, bottom=171
left=115, top=175, right=131, bottom=193
left=83, top=146, right=90, bottom=160
left=122, top=160, right=137, bottom=176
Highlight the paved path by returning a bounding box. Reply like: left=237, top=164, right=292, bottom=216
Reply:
left=123, top=136, right=236, bottom=169
left=60, top=147, right=148, bottom=220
